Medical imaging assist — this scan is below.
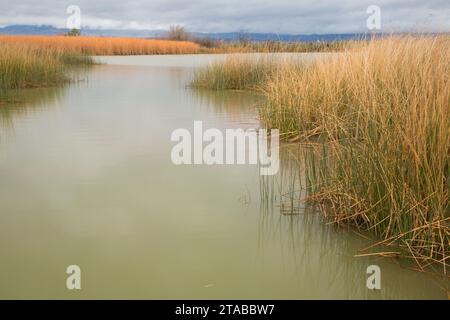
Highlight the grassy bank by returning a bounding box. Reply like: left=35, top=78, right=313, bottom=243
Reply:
left=199, top=40, right=350, bottom=54
left=0, top=35, right=200, bottom=55
left=0, top=35, right=349, bottom=56
left=192, top=36, right=450, bottom=271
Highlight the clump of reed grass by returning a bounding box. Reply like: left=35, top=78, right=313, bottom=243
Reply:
left=192, top=35, right=450, bottom=270
left=0, top=42, right=93, bottom=97
left=191, top=55, right=280, bottom=90
left=263, top=35, right=450, bottom=270
left=0, top=43, right=65, bottom=92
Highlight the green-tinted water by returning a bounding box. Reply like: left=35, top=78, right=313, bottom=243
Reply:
left=0, top=55, right=447, bottom=299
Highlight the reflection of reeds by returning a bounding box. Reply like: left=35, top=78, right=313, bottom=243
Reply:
left=259, top=144, right=317, bottom=217
left=0, top=85, right=68, bottom=131
left=188, top=88, right=263, bottom=125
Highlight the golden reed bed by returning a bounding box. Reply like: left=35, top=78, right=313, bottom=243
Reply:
left=0, top=35, right=200, bottom=55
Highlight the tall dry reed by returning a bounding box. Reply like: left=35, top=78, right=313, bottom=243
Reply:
left=0, top=43, right=65, bottom=93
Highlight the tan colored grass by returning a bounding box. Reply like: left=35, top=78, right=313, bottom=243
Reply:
left=191, top=55, right=280, bottom=90
left=200, top=40, right=350, bottom=54
left=261, top=36, right=450, bottom=270
left=0, top=42, right=68, bottom=92
left=0, top=35, right=200, bottom=55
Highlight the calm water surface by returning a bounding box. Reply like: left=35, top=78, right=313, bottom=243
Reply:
left=0, top=54, right=447, bottom=299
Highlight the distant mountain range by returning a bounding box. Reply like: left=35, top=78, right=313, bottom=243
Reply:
left=0, top=25, right=165, bottom=37
left=0, top=24, right=374, bottom=42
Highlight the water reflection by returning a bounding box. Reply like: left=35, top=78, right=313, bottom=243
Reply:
left=0, top=87, right=67, bottom=131
left=186, top=87, right=262, bottom=128
left=0, top=66, right=91, bottom=132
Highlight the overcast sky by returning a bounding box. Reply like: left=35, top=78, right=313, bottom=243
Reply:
left=1, top=0, right=449, bottom=34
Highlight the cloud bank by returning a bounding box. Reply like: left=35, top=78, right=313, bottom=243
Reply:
left=1, top=0, right=449, bottom=34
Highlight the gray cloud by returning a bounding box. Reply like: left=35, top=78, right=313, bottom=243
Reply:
left=0, top=0, right=449, bottom=33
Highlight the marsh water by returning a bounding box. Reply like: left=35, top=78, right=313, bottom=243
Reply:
left=0, top=54, right=447, bottom=299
